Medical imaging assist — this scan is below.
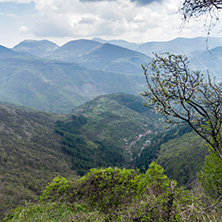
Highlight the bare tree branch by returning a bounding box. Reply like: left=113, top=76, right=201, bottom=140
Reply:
left=204, top=195, right=222, bottom=211
left=182, top=0, right=222, bottom=19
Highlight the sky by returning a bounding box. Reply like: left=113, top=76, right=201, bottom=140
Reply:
left=0, top=0, right=220, bottom=48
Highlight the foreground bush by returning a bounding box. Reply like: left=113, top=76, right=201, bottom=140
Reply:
left=4, top=162, right=221, bottom=221
left=199, top=152, right=222, bottom=200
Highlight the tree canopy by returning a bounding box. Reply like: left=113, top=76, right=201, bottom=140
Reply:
left=142, top=53, right=222, bottom=161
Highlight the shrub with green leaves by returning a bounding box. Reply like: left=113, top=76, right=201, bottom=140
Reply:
left=129, top=162, right=198, bottom=221
left=73, top=167, right=141, bottom=212
left=40, top=176, right=72, bottom=202
left=4, top=163, right=219, bottom=221
left=199, top=151, right=222, bottom=199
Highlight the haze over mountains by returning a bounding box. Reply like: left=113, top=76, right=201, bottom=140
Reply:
left=1, top=42, right=147, bottom=113
left=0, top=36, right=222, bottom=113
left=136, top=37, right=222, bottom=56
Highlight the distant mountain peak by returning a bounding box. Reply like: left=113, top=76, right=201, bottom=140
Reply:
left=0, top=45, right=12, bottom=52
left=13, top=39, right=59, bottom=57
left=92, top=38, right=140, bottom=50
left=85, top=42, right=148, bottom=60
left=14, top=39, right=58, bottom=47
left=54, top=39, right=102, bottom=56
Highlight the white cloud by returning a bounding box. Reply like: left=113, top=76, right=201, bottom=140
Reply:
left=0, top=0, right=33, bottom=3
left=79, top=17, right=97, bottom=24
left=19, top=25, right=30, bottom=33
left=29, top=0, right=185, bottom=42
left=1, top=0, right=214, bottom=44
left=0, top=12, right=18, bottom=18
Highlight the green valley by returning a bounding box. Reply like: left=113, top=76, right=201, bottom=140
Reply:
left=0, top=93, right=163, bottom=218
left=0, top=92, right=213, bottom=220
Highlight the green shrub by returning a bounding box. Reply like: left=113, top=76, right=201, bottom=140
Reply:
left=5, top=163, right=219, bottom=221
left=40, top=176, right=72, bottom=202
left=73, top=167, right=141, bottom=212
left=198, top=151, right=222, bottom=199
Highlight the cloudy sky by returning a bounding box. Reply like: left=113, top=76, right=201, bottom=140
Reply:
left=0, top=0, right=218, bottom=47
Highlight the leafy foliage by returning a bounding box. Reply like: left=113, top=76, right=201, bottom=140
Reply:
left=40, top=176, right=72, bottom=202
left=5, top=163, right=220, bottom=221
left=199, top=151, right=222, bottom=199
left=74, top=167, right=141, bottom=213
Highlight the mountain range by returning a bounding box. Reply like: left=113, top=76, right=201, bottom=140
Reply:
left=0, top=36, right=220, bottom=219
left=0, top=44, right=147, bottom=113
left=0, top=37, right=220, bottom=112
left=136, top=37, right=222, bottom=56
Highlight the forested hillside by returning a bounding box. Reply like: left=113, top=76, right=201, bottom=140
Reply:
left=0, top=93, right=163, bottom=218
left=55, top=93, right=163, bottom=175
left=0, top=104, right=75, bottom=218
left=0, top=93, right=212, bottom=220
left=136, top=126, right=208, bottom=185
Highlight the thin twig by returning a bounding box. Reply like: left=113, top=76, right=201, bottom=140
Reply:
left=204, top=195, right=222, bottom=211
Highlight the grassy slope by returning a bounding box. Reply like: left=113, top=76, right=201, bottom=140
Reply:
left=156, top=131, right=208, bottom=186
left=0, top=104, right=75, bottom=219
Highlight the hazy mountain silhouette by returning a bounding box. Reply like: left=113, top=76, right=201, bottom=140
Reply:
left=13, top=40, right=59, bottom=57
left=136, top=37, right=222, bottom=56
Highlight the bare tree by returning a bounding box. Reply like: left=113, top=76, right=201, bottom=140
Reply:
left=182, top=0, right=222, bottom=19
left=142, top=53, right=222, bottom=161
left=181, top=0, right=222, bottom=33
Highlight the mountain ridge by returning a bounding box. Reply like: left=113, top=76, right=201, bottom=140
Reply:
left=136, top=37, right=222, bottom=56
left=0, top=36, right=222, bottom=112
left=0, top=48, right=146, bottom=113
left=13, top=39, right=59, bottom=57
